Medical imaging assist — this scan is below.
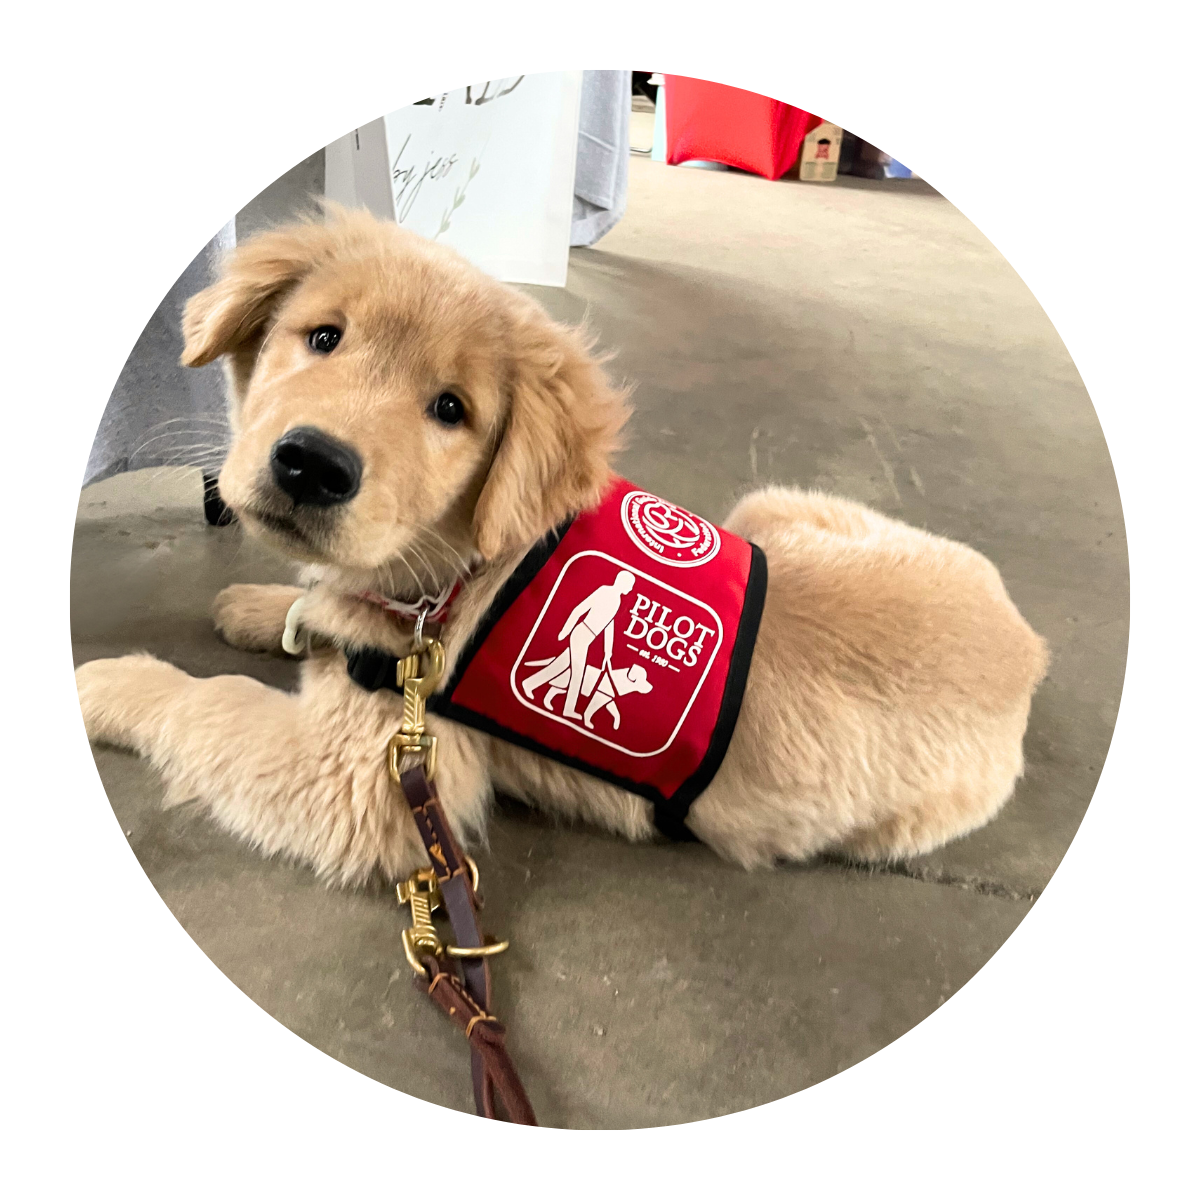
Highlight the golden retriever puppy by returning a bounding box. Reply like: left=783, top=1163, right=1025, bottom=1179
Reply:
left=75, top=207, right=1048, bottom=887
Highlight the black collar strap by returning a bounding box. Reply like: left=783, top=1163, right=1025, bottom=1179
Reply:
left=346, top=644, right=409, bottom=696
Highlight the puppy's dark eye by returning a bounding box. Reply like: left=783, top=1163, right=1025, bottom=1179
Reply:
left=307, top=326, right=342, bottom=354
left=429, top=392, right=465, bottom=427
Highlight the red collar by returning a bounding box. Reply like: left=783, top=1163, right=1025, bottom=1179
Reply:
left=353, top=578, right=466, bottom=625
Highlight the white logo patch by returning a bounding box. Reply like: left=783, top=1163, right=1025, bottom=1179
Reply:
left=620, top=491, right=721, bottom=568
left=509, top=551, right=723, bottom=758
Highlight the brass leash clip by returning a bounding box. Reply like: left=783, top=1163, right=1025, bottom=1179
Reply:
left=387, top=636, right=446, bottom=782
left=396, top=857, right=509, bottom=975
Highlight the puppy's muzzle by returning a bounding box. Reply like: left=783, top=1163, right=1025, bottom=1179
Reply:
left=269, top=426, right=362, bottom=508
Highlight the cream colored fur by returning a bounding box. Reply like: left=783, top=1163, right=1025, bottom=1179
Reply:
left=76, top=207, right=1049, bottom=886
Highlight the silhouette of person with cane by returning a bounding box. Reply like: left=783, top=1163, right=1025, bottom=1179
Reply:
left=521, top=570, right=636, bottom=720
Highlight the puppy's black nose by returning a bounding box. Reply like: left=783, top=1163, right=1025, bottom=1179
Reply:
left=269, top=426, right=362, bottom=507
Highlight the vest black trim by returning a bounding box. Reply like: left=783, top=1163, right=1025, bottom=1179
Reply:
left=347, top=518, right=767, bottom=842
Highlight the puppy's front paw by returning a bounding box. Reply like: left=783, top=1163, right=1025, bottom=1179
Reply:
left=75, top=654, right=189, bottom=747
left=211, top=584, right=303, bottom=652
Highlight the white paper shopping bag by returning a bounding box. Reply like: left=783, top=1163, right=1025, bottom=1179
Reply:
left=325, top=72, right=583, bottom=287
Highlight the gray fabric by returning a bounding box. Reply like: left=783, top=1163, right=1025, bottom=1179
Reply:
left=84, top=223, right=235, bottom=488
left=571, top=70, right=631, bottom=247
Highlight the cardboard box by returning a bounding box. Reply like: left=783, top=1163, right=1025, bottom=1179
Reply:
left=798, top=121, right=843, bottom=182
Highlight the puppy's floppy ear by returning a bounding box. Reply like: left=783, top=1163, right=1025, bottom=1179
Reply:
left=473, top=305, right=630, bottom=560
left=179, top=219, right=336, bottom=368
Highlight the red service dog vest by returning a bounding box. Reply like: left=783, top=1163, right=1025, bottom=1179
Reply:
left=428, top=478, right=768, bottom=839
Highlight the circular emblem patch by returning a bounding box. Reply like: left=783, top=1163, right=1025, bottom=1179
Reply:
left=620, top=491, right=721, bottom=568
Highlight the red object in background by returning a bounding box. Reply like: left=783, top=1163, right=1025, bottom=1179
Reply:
left=664, top=76, right=822, bottom=180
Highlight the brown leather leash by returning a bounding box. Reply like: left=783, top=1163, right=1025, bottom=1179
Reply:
left=386, top=634, right=537, bottom=1125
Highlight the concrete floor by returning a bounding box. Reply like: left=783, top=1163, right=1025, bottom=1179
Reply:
left=72, top=151, right=1127, bottom=1128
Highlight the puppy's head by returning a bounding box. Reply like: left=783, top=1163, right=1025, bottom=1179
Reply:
left=181, top=206, right=628, bottom=583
